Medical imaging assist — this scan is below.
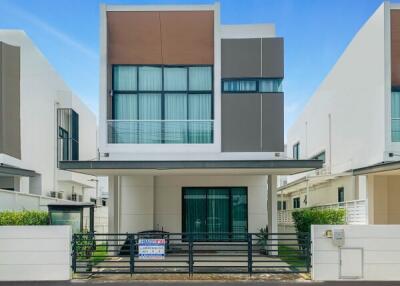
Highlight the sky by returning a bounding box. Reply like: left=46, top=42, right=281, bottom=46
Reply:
left=0, top=0, right=395, bottom=138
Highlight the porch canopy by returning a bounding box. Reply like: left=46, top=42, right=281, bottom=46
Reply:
left=353, top=160, right=400, bottom=176
left=59, top=159, right=322, bottom=176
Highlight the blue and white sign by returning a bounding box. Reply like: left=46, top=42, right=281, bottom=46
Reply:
left=138, top=238, right=165, bottom=260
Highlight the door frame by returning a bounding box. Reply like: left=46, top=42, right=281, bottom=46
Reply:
left=181, top=186, right=249, bottom=241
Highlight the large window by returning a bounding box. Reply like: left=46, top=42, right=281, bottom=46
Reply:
left=182, top=187, right=247, bottom=241
left=392, top=91, right=400, bottom=142
left=222, top=78, right=283, bottom=93
left=110, top=65, right=213, bottom=144
left=57, top=109, right=79, bottom=162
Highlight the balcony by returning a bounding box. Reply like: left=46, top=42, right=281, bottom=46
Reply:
left=107, top=120, right=214, bottom=144
left=278, top=199, right=367, bottom=225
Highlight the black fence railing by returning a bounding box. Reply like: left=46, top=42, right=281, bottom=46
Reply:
left=72, top=232, right=311, bottom=276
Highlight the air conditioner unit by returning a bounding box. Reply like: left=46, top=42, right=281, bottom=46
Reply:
left=78, top=195, right=83, bottom=202
left=57, top=192, right=64, bottom=199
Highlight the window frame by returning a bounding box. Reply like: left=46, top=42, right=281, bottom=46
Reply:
left=111, top=64, right=214, bottom=144
left=221, top=77, right=283, bottom=93
left=293, top=142, right=300, bottom=160
left=338, top=187, right=345, bottom=203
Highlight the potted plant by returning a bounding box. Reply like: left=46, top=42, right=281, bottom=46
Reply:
left=256, top=226, right=269, bottom=255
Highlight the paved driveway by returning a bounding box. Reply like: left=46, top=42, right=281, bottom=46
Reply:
left=1, top=281, right=400, bottom=286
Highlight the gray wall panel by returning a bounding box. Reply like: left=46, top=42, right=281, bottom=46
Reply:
left=262, top=93, right=284, bottom=152
left=221, top=94, right=261, bottom=152
left=0, top=42, right=21, bottom=159
left=221, top=39, right=261, bottom=78
left=262, top=38, right=284, bottom=78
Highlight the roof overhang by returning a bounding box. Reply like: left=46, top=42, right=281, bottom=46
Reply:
left=0, top=164, right=38, bottom=177
left=59, top=160, right=323, bottom=176
left=353, top=161, right=400, bottom=176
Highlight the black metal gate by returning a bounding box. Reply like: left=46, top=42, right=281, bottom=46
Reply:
left=72, top=232, right=311, bottom=276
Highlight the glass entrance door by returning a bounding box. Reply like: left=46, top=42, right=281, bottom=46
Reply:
left=183, top=187, right=248, bottom=241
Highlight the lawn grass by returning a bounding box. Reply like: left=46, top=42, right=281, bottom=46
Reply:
left=278, top=244, right=308, bottom=269
left=91, top=244, right=108, bottom=265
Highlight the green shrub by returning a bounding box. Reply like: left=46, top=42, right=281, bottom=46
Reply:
left=0, top=210, right=49, bottom=225
left=292, top=208, right=346, bottom=234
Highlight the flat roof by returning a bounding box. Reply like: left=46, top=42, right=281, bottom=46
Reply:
left=0, top=164, right=38, bottom=177
left=353, top=161, right=400, bottom=176
left=59, top=160, right=323, bottom=176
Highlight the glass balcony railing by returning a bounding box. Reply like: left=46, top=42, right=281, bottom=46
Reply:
left=107, top=120, right=214, bottom=144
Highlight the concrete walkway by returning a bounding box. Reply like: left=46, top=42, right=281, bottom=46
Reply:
left=1, top=281, right=400, bottom=286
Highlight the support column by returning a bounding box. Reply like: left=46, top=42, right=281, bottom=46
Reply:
left=267, top=175, right=278, bottom=233
left=268, top=175, right=278, bottom=254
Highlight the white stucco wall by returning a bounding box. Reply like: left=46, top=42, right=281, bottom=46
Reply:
left=0, top=226, right=71, bottom=281
left=287, top=3, right=387, bottom=177
left=312, top=224, right=400, bottom=281
left=0, top=30, right=97, bottom=196
left=116, top=175, right=268, bottom=233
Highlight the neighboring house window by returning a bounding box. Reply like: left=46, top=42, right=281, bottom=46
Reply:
left=312, top=151, right=326, bottom=163
left=57, top=109, right=79, bottom=162
left=222, top=78, right=283, bottom=93
left=110, top=65, right=213, bottom=144
left=338, top=187, right=345, bottom=203
left=392, top=91, right=400, bottom=142
left=293, top=143, right=300, bottom=160
left=278, top=201, right=287, bottom=210
left=293, top=197, right=301, bottom=209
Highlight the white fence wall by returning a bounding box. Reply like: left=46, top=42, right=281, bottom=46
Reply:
left=312, top=225, right=400, bottom=281
left=0, top=189, right=108, bottom=232
left=0, top=226, right=71, bottom=281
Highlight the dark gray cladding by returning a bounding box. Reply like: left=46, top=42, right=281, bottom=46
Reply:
left=221, top=38, right=284, bottom=78
left=221, top=37, right=284, bottom=152
left=0, top=42, right=21, bottom=159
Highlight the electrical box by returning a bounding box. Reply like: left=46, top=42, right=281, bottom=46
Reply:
left=332, top=229, right=345, bottom=247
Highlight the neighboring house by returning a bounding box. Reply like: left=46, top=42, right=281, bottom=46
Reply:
left=0, top=30, right=107, bottom=231
left=60, top=3, right=321, bottom=238
left=279, top=1, right=400, bottom=226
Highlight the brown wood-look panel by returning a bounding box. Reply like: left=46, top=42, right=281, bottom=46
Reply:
left=392, top=10, right=400, bottom=87
left=107, top=11, right=214, bottom=65
left=107, top=11, right=162, bottom=64
left=160, top=11, right=214, bottom=64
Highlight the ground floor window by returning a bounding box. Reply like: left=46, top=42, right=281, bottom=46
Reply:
left=182, top=187, right=248, bottom=241
left=338, top=187, right=345, bottom=203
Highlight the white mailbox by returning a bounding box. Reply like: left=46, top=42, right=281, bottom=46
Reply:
left=332, top=228, right=345, bottom=247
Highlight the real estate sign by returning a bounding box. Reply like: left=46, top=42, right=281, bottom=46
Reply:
left=138, top=239, right=165, bottom=259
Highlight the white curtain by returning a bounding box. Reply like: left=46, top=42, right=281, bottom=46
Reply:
left=139, top=66, right=162, bottom=91
left=113, top=66, right=137, bottom=91
left=189, top=67, right=212, bottom=91
left=164, top=67, right=187, bottom=91
left=165, top=93, right=188, bottom=143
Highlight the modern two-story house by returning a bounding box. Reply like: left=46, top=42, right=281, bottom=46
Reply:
left=279, top=1, right=400, bottom=226
left=61, top=3, right=321, bottom=238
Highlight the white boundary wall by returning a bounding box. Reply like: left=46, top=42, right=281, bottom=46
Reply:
left=312, top=225, right=400, bottom=281
left=0, top=226, right=71, bottom=281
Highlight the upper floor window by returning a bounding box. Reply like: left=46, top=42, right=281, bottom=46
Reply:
left=311, top=151, right=326, bottom=163
left=277, top=200, right=287, bottom=210
left=110, top=65, right=213, bottom=144
left=392, top=91, right=400, bottom=142
left=222, top=78, right=282, bottom=93
left=57, top=109, right=79, bottom=162
left=293, top=142, right=300, bottom=160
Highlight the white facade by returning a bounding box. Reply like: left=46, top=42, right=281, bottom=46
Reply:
left=0, top=30, right=98, bottom=204
left=281, top=3, right=400, bottom=225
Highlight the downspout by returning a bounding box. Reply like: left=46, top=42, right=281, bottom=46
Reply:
left=328, top=113, right=332, bottom=174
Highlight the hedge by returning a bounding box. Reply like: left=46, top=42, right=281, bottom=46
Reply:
left=0, top=210, right=49, bottom=225
left=292, top=208, right=346, bottom=234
